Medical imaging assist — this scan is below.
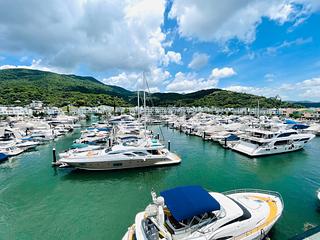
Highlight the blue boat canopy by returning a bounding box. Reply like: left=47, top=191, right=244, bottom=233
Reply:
left=226, top=134, right=240, bottom=141
left=0, top=153, right=9, bottom=162
left=285, top=119, right=298, bottom=124
left=160, top=186, right=220, bottom=222
left=292, top=124, right=309, bottom=130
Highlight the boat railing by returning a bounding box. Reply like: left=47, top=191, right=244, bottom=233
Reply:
left=221, top=189, right=284, bottom=240
left=223, top=188, right=284, bottom=206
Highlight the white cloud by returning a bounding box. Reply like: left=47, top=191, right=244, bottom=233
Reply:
left=264, top=73, right=275, bottom=82
left=225, top=76, right=320, bottom=100
left=148, top=87, right=160, bottom=93
left=169, top=0, right=320, bottom=43
left=103, top=72, right=140, bottom=89
left=102, top=67, right=170, bottom=90
left=166, top=67, right=235, bottom=93
left=296, top=77, right=320, bottom=98
left=266, top=37, right=313, bottom=55
left=0, top=59, right=66, bottom=73
left=188, top=53, right=209, bottom=70
left=0, top=0, right=168, bottom=72
left=224, top=85, right=279, bottom=97
left=163, top=51, right=182, bottom=66
left=166, top=72, right=217, bottom=93
left=211, top=67, right=236, bottom=79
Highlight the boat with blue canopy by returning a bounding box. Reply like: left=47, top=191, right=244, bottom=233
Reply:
left=123, top=186, right=284, bottom=240
left=160, top=186, right=220, bottom=222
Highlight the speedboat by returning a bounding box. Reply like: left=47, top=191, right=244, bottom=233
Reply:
left=0, top=145, right=25, bottom=156
left=58, top=139, right=181, bottom=170
left=232, top=128, right=315, bottom=157
left=15, top=140, right=39, bottom=150
left=123, top=186, right=284, bottom=240
left=317, top=189, right=320, bottom=201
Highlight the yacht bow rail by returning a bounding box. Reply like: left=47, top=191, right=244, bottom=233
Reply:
left=223, top=188, right=284, bottom=204
left=222, top=189, right=284, bottom=240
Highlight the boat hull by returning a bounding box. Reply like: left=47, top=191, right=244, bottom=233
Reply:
left=232, top=141, right=307, bottom=157
left=59, top=154, right=181, bottom=171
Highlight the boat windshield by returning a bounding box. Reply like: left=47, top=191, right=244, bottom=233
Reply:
left=242, top=139, right=264, bottom=146
left=249, top=132, right=274, bottom=139
left=165, top=211, right=217, bottom=232
left=147, top=150, right=162, bottom=155
left=142, top=218, right=160, bottom=240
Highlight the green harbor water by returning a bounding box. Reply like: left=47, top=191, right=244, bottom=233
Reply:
left=0, top=125, right=320, bottom=240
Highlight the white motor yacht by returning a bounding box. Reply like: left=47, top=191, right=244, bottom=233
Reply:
left=58, top=139, right=181, bottom=170
left=0, top=145, right=25, bottom=156
left=123, top=186, right=283, bottom=240
left=15, top=140, right=39, bottom=150
left=232, top=128, right=315, bottom=157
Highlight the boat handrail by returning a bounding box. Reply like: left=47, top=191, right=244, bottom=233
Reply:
left=223, top=188, right=284, bottom=206
left=220, top=189, right=284, bottom=240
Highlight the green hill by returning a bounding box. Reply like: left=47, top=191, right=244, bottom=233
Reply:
left=0, top=69, right=131, bottom=107
left=0, top=68, right=298, bottom=108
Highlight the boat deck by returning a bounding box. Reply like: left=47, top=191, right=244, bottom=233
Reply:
left=233, top=195, right=279, bottom=239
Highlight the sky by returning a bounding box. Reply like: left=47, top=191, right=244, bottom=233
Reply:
left=1, top=0, right=320, bottom=101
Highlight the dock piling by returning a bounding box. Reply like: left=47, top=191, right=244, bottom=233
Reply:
left=52, top=148, right=57, bottom=167
left=168, top=140, right=171, bottom=151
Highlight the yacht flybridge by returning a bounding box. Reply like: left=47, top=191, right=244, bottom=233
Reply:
left=58, top=138, right=181, bottom=170
left=123, top=186, right=283, bottom=240
left=232, top=128, right=315, bottom=157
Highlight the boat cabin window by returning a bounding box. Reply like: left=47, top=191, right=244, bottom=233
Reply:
left=274, top=140, right=290, bottom=146
left=249, top=132, right=273, bottom=139
left=299, top=138, right=310, bottom=142
left=147, top=150, right=161, bottom=155
left=113, top=163, right=122, bottom=167
left=123, top=153, right=135, bottom=156
left=107, top=151, right=118, bottom=154
left=277, top=132, right=297, bottom=138
left=132, top=151, right=147, bottom=156
left=242, top=139, right=263, bottom=146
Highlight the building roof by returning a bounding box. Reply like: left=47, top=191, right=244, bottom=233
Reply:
left=160, top=186, right=220, bottom=222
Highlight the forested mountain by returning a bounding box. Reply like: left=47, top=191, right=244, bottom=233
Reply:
left=0, top=69, right=298, bottom=108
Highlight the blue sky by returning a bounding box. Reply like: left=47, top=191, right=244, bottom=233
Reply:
left=1, top=0, right=320, bottom=101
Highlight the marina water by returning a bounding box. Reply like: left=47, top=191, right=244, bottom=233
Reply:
left=0, top=125, right=319, bottom=239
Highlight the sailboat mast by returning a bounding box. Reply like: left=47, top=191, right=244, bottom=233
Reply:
left=257, top=99, right=260, bottom=118
left=143, top=72, right=147, bottom=134
left=137, top=89, right=140, bottom=122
